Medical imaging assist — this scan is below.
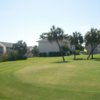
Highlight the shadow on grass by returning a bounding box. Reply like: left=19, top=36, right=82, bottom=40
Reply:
left=52, top=61, right=70, bottom=64
left=74, top=58, right=87, bottom=60
left=92, top=58, right=100, bottom=61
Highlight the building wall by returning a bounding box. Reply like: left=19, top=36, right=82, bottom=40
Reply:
left=86, top=44, right=100, bottom=54
left=95, top=44, right=100, bottom=53
left=38, top=39, right=71, bottom=53
left=38, top=40, right=59, bottom=53
left=0, top=43, right=7, bottom=55
left=0, top=47, right=3, bottom=55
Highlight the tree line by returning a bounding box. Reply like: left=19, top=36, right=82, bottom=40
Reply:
left=0, top=40, right=27, bottom=62
left=0, top=25, right=100, bottom=62
left=40, top=25, right=100, bottom=62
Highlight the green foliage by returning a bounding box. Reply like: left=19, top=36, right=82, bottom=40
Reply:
left=39, top=52, right=66, bottom=57
left=40, top=25, right=68, bottom=62
left=48, top=52, right=65, bottom=57
left=49, top=52, right=59, bottom=57
left=85, top=28, right=99, bottom=45
left=69, top=32, right=83, bottom=59
left=75, top=50, right=80, bottom=55
left=0, top=54, right=8, bottom=62
left=8, top=51, right=18, bottom=61
left=69, top=32, right=83, bottom=45
left=0, top=50, right=27, bottom=62
left=32, top=45, right=39, bottom=56
left=12, top=40, right=27, bottom=59
left=85, top=28, right=100, bottom=59
left=0, top=40, right=28, bottom=62
left=75, top=44, right=84, bottom=51
left=39, top=52, right=47, bottom=57
left=62, top=45, right=69, bottom=52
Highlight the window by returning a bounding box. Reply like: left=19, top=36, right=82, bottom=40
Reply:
left=0, top=47, right=3, bottom=54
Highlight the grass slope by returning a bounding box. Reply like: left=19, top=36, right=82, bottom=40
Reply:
left=0, top=55, right=100, bottom=100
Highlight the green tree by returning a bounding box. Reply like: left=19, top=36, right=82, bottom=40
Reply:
left=69, top=32, right=83, bottom=60
left=40, top=26, right=68, bottom=62
left=85, top=28, right=100, bottom=59
left=32, top=45, right=39, bottom=56
left=12, top=40, right=27, bottom=59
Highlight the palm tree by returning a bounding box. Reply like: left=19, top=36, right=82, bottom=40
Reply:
left=85, top=28, right=100, bottom=59
left=69, top=32, right=83, bottom=60
left=40, top=26, right=68, bottom=62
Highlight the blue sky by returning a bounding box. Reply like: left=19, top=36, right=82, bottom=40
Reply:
left=0, top=0, right=100, bottom=46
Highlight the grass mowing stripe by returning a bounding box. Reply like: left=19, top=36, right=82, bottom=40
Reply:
left=0, top=54, right=100, bottom=100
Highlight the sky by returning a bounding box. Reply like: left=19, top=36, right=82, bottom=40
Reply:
left=0, top=0, right=100, bottom=46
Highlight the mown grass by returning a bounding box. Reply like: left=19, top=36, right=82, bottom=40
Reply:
left=0, top=54, right=100, bottom=100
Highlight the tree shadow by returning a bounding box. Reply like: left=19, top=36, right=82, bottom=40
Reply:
left=74, top=58, right=87, bottom=60
left=92, top=58, right=100, bottom=61
left=52, top=61, right=70, bottom=64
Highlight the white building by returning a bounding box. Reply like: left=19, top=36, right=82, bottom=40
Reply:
left=0, top=41, right=13, bottom=55
left=0, top=41, right=33, bottom=57
left=38, top=39, right=100, bottom=54
left=86, top=44, right=100, bottom=54
left=37, top=39, right=71, bottom=53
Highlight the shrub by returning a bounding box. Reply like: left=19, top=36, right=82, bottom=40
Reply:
left=56, top=52, right=62, bottom=56
left=39, top=52, right=47, bottom=57
left=8, top=51, right=18, bottom=61
left=19, top=55, right=27, bottom=60
left=0, top=51, right=27, bottom=62
left=48, top=52, right=57, bottom=57
left=32, top=45, right=39, bottom=57
left=12, top=40, right=27, bottom=59
left=39, top=52, right=66, bottom=57
left=0, top=54, right=8, bottom=62
left=75, top=50, right=80, bottom=55
left=48, top=52, right=66, bottom=57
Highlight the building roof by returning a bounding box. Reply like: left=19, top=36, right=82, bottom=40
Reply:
left=37, top=39, right=48, bottom=42
left=37, top=39, right=70, bottom=43
left=0, top=41, right=13, bottom=48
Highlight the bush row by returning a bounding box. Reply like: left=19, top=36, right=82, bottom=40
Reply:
left=39, top=50, right=81, bottom=57
left=39, top=52, right=66, bottom=57
left=0, top=51, right=27, bottom=62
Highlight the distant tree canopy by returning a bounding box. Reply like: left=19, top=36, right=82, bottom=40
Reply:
left=12, top=40, right=27, bottom=59
left=85, top=28, right=100, bottom=59
left=32, top=45, right=39, bottom=56
left=39, top=26, right=100, bottom=60
left=40, top=25, right=68, bottom=62
left=69, top=32, right=83, bottom=60
left=0, top=40, right=27, bottom=62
